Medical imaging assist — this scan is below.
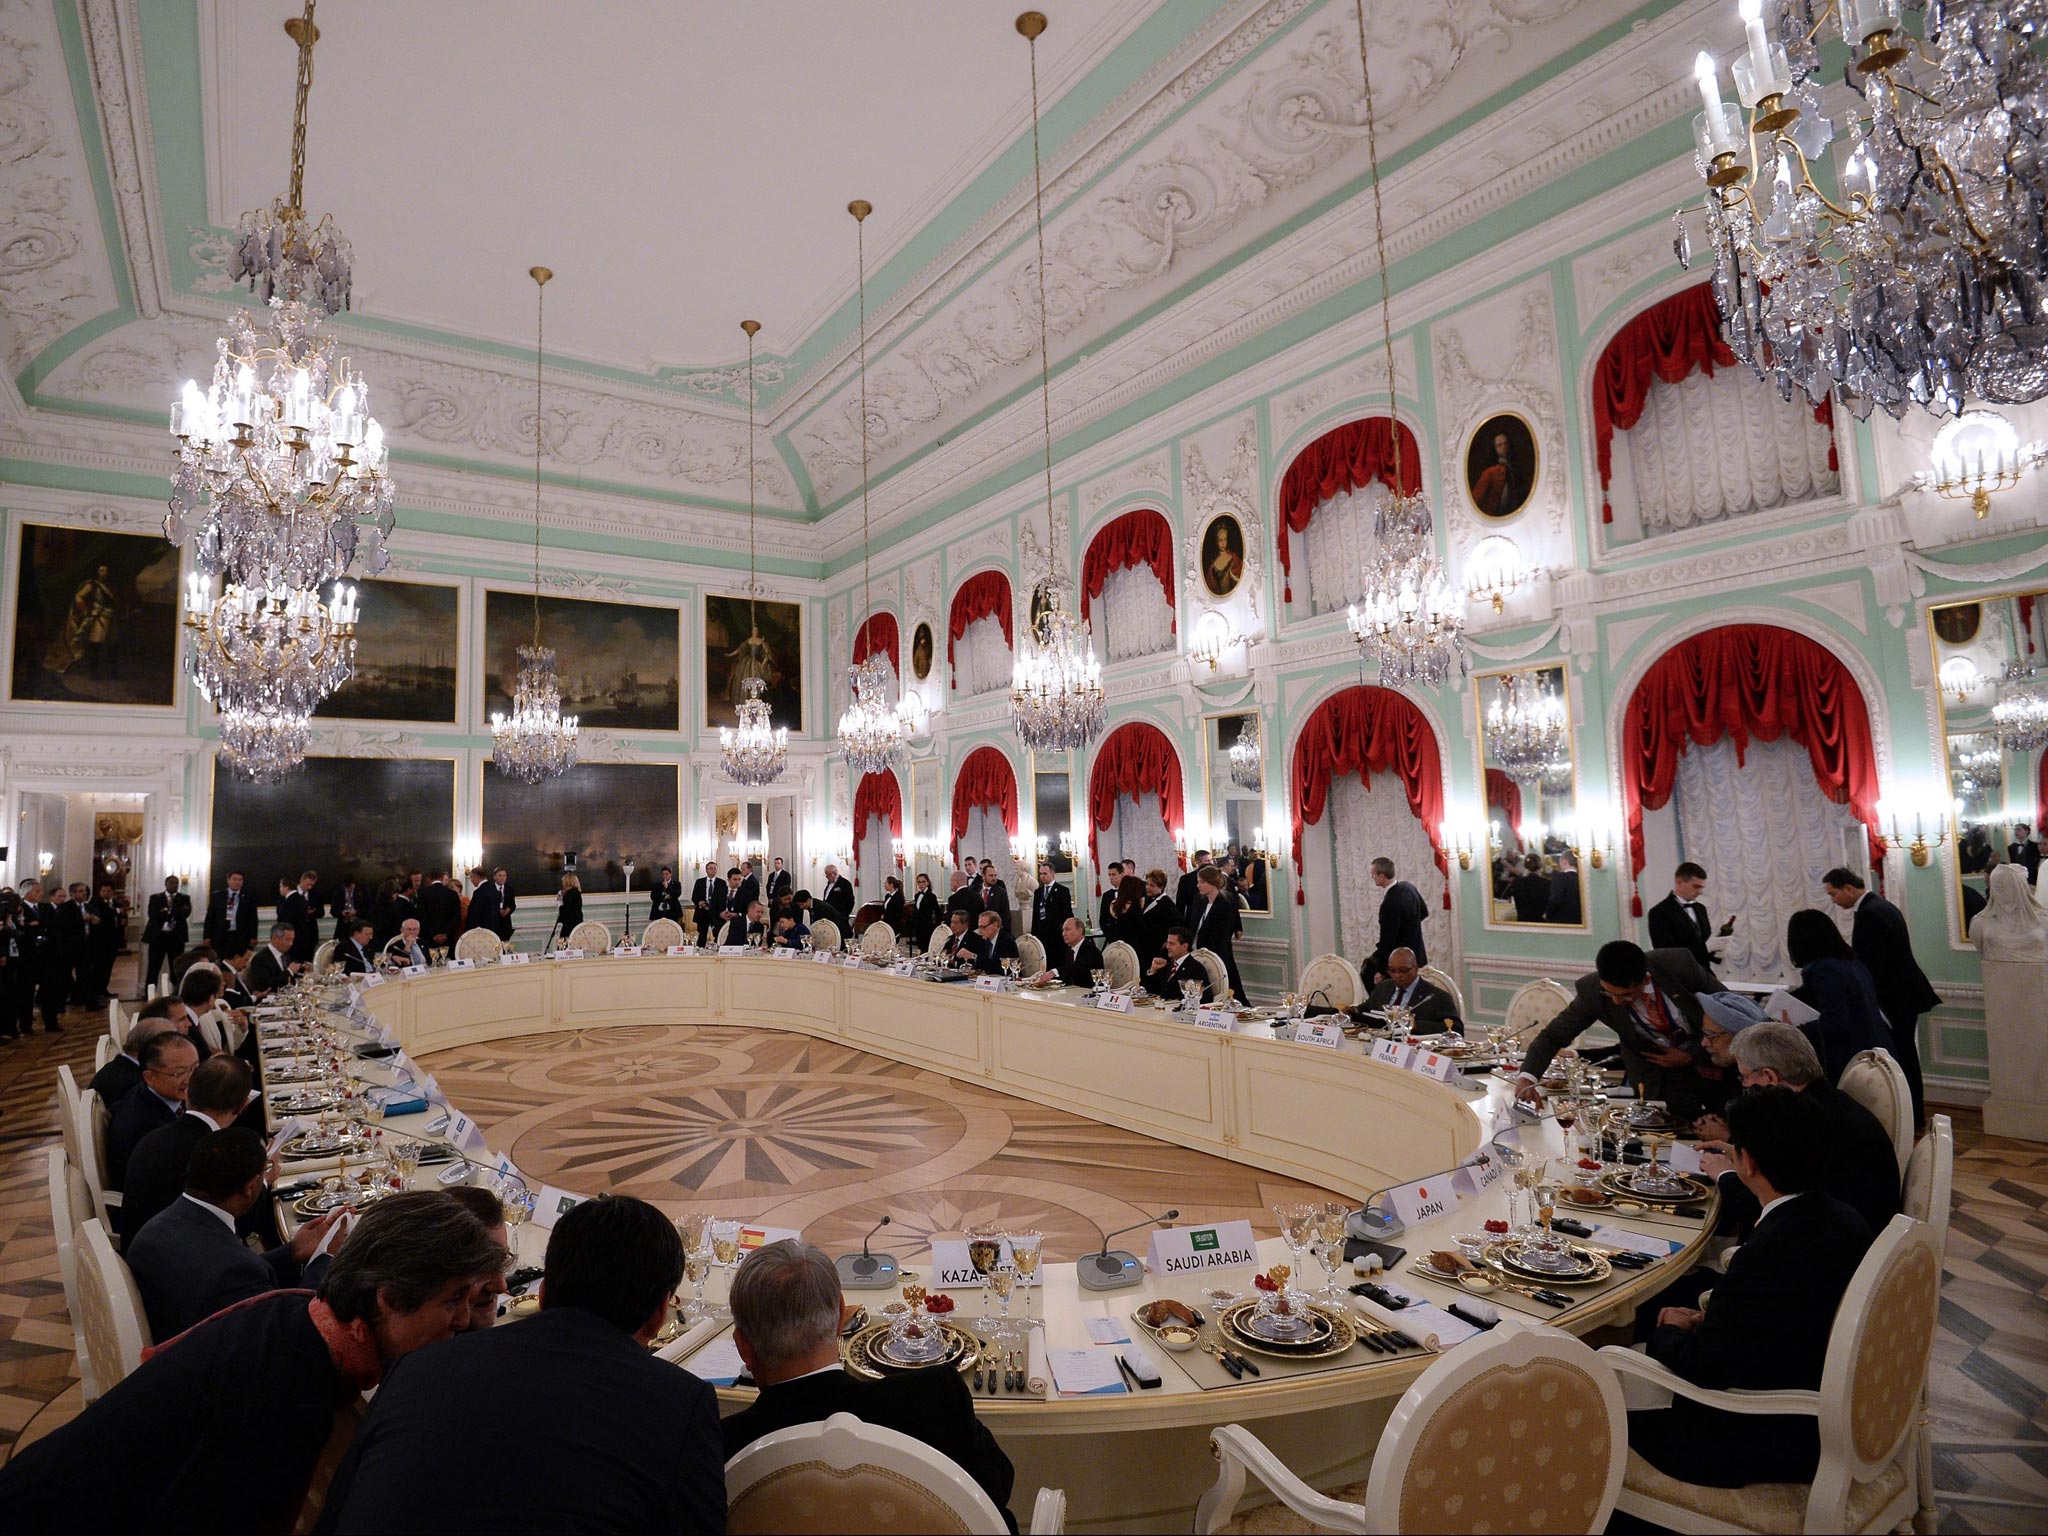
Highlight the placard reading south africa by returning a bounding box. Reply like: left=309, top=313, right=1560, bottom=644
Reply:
left=1147, top=1220, right=1258, bottom=1277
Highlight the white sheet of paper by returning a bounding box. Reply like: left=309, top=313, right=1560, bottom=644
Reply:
left=1588, top=1225, right=1684, bottom=1257
left=680, top=1335, right=746, bottom=1386
left=1400, top=1300, right=1482, bottom=1349
left=1048, top=1348, right=1127, bottom=1396
left=1084, top=1315, right=1132, bottom=1345
left=1762, top=988, right=1821, bottom=1026
left=1665, top=1141, right=1705, bottom=1174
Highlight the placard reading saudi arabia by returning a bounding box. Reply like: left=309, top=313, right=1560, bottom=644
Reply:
left=1147, top=1220, right=1258, bottom=1278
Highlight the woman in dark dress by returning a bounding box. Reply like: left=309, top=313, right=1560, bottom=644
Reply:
left=1108, top=874, right=1149, bottom=955
left=1511, top=854, right=1552, bottom=923
left=910, top=873, right=941, bottom=949
left=1784, top=908, right=1891, bottom=1083
left=1190, top=865, right=1245, bottom=1002
left=555, top=874, right=584, bottom=946
left=879, top=875, right=909, bottom=937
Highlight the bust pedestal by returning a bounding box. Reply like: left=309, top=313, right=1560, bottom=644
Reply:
left=1981, top=958, right=2048, bottom=1143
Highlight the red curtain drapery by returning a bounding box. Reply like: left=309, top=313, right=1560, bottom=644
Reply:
left=852, top=612, right=900, bottom=676
left=1288, top=686, right=1449, bottom=908
left=1276, top=417, right=1421, bottom=601
left=2037, top=749, right=2047, bottom=835
left=1079, top=509, right=1176, bottom=633
left=1484, top=768, right=1524, bottom=852
left=948, top=571, right=1014, bottom=682
left=949, top=745, right=1019, bottom=864
left=1086, top=721, right=1187, bottom=883
left=852, top=770, right=903, bottom=874
left=1620, top=624, right=1884, bottom=914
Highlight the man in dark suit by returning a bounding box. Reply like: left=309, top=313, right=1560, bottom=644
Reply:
left=89, top=999, right=179, bottom=1109
left=1360, top=948, right=1461, bottom=1032
left=765, top=857, right=794, bottom=903
left=1029, top=862, right=1074, bottom=968
left=725, top=1240, right=1016, bottom=1531
left=335, top=919, right=377, bottom=976
left=246, top=921, right=300, bottom=996
left=118, top=1056, right=254, bottom=1242
left=1189, top=865, right=1244, bottom=1002
left=1544, top=852, right=1583, bottom=925
left=49, top=883, right=87, bottom=1010
left=939, top=909, right=977, bottom=967
left=413, top=872, right=458, bottom=952
left=143, top=875, right=191, bottom=998
left=1032, top=917, right=1104, bottom=988
left=2008, top=823, right=2041, bottom=887
left=731, top=862, right=761, bottom=916
left=1516, top=941, right=1725, bottom=1118
left=379, top=879, right=419, bottom=948
left=819, top=864, right=856, bottom=934
left=1824, top=868, right=1936, bottom=1128
left=329, top=879, right=361, bottom=944
left=278, top=871, right=322, bottom=965
left=1097, top=862, right=1123, bottom=932
left=1175, top=853, right=1208, bottom=922
left=966, top=909, right=1018, bottom=974
left=1646, top=861, right=1725, bottom=979
left=1627, top=1086, right=1874, bottom=1487
left=975, top=860, right=1011, bottom=928
left=83, top=880, right=122, bottom=1004
left=948, top=869, right=985, bottom=926
left=1142, top=925, right=1214, bottom=1004
left=688, top=861, right=725, bottom=944
left=1362, top=857, right=1428, bottom=982
left=649, top=864, right=685, bottom=926
left=321, top=1194, right=724, bottom=1534
left=464, top=868, right=515, bottom=942
left=107, top=1031, right=197, bottom=1188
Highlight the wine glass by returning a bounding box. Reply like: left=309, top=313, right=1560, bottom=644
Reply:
left=1552, top=1096, right=1581, bottom=1161
left=1008, top=1230, right=1043, bottom=1330
left=707, top=1218, right=742, bottom=1320
left=966, top=1224, right=1002, bottom=1338
left=1271, top=1202, right=1315, bottom=1295
left=676, top=1210, right=713, bottom=1322
left=389, top=1139, right=421, bottom=1188
left=1534, top=1169, right=1562, bottom=1250
left=1315, top=1201, right=1351, bottom=1306
left=988, top=1262, right=1018, bottom=1341
left=1180, top=979, right=1205, bottom=1013
left=1089, top=968, right=1107, bottom=994
left=1511, top=1158, right=1547, bottom=1240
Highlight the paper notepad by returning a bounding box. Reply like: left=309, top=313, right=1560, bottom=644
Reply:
left=1589, top=1225, right=1684, bottom=1258
left=1048, top=1348, right=1128, bottom=1396
left=1083, top=1316, right=1132, bottom=1345
left=680, top=1336, right=746, bottom=1386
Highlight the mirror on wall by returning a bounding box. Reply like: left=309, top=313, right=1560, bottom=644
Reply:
left=1032, top=765, right=1074, bottom=875
left=1474, top=664, right=1585, bottom=928
left=1201, top=712, right=1272, bottom=914
left=910, top=759, right=942, bottom=878
left=1930, top=590, right=2046, bottom=942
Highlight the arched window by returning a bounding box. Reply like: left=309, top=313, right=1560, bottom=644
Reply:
left=851, top=611, right=900, bottom=695
left=1080, top=509, right=1175, bottom=662
left=853, top=769, right=902, bottom=891
left=950, top=744, right=1018, bottom=868
left=1276, top=417, right=1422, bottom=613
left=948, top=573, right=1013, bottom=697
left=1087, top=722, right=1185, bottom=889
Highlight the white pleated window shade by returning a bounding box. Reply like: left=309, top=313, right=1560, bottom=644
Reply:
left=956, top=804, right=1007, bottom=870
left=952, top=615, right=1012, bottom=697
left=1301, top=484, right=1389, bottom=615
left=1099, top=792, right=1178, bottom=886
left=1095, top=565, right=1175, bottom=662
left=1330, top=770, right=1451, bottom=969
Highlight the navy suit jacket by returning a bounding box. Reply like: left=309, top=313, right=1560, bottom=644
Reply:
left=125, top=1194, right=299, bottom=1343
left=106, top=1084, right=178, bottom=1188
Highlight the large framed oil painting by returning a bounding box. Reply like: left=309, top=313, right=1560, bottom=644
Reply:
left=483, top=590, right=681, bottom=732
left=704, top=593, right=802, bottom=732
left=9, top=524, right=180, bottom=706
left=314, top=577, right=460, bottom=722
left=1463, top=411, right=1538, bottom=520
left=482, top=761, right=680, bottom=894
left=211, top=756, right=456, bottom=908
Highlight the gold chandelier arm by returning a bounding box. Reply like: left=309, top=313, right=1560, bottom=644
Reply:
left=285, top=0, right=319, bottom=212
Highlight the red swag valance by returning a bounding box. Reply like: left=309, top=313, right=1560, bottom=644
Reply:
left=948, top=571, right=1014, bottom=677
left=853, top=770, right=903, bottom=874
left=1276, top=417, right=1422, bottom=601
left=1080, top=509, right=1176, bottom=632
left=1087, top=721, right=1187, bottom=883
left=1289, top=686, right=1449, bottom=908
left=950, top=744, right=1019, bottom=864
left=1620, top=624, right=1883, bottom=914
left=852, top=612, right=899, bottom=676
left=1484, top=768, right=1524, bottom=852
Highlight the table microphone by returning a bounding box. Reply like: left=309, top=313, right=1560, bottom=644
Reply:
left=1076, top=1208, right=1178, bottom=1292
left=834, top=1215, right=900, bottom=1290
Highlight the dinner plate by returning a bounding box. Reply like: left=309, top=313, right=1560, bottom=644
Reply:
left=1218, top=1300, right=1357, bottom=1360
left=1482, top=1241, right=1613, bottom=1287
left=1599, top=1166, right=1713, bottom=1204
left=1557, top=1186, right=1613, bottom=1208
left=840, top=1320, right=979, bottom=1380
left=1495, top=1240, right=1600, bottom=1280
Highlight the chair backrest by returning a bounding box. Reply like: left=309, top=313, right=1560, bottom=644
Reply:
left=1504, top=978, right=1573, bottom=1038
left=76, top=1089, right=118, bottom=1232
left=860, top=921, right=897, bottom=961
left=47, top=1148, right=99, bottom=1401
left=1817, top=1215, right=1942, bottom=1490
left=1418, top=963, right=1464, bottom=1020
left=1101, top=940, right=1140, bottom=991
left=1367, top=1323, right=1627, bottom=1534
left=311, top=939, right=338, bottom=976
left=94, top=1035, right=114, bottom=1073
left=107, top=998, right=125, bottom=1049
left=1192, top=947, right=1230, bottom=1000
left=453, top=928, right=503, bottom=964
left=726, top=1411, right=1009, bottom=1534
left=75, top=1218, right=150, bottom=1393
left=1903, top=1115, right=1954, bottom=1262
left=642, top=917, right=686, bottom=951
left=926, top=924, right=952, bottom=957
left=808, top=917, right=842, bottom=953
left=1839, top=1049, right=1914, bottom=1177
left=566, top=920, right=611, bottom=954
left=1299, top=953, right=1361, bottom=1010
left=55, top=1064, right=84, bottom=1171
left=1015, top=932, right=1046, bottom=979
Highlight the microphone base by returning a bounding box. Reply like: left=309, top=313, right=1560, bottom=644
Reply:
left=1075, top=1248, right=1144, bottom=1291
left=835, top=1251, right=901, bottom=1290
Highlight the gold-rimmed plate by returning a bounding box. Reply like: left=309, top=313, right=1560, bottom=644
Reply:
left=1481, top=1241, right=1612, bottom=1287
left=1598, top=1167, right=1713, bottom=1206
left=1218, top=1300, right=1357, bottom=1360
left=277, top=1126, right=375, bottom=1162
left=840, top=1319, right=981, bottom=1381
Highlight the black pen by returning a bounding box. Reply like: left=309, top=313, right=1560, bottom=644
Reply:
left=1113, top=1355, right=1140, bottom=1392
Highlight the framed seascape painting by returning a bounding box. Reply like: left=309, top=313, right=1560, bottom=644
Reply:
left=703, top=593, right=802, bottom=732
left=482, top=761, right=680, bottom=894
left=9, top=524, right=180, bottom=707
left=314, top=578, right=459, bottom=722
left=483, top=590, right=681, bottom=732
left=210, top=756, right=456, bottom=906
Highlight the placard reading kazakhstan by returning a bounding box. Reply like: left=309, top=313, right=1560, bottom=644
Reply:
left=1147, top=1220, right=1258, bottom=1277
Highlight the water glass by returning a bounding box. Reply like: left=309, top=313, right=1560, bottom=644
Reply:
left=1008, top=1230, right=1043, bottom=1329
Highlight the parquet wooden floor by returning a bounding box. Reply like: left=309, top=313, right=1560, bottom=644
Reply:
left=0, top=981, right=2042, bottom=1528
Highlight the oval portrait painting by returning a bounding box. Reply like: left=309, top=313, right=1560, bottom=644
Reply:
left=1200, top=513, right=1247, bottom=598
left=1464, top=412, right=1538, bottom=520
left=910, top=621, right=935, bottom=682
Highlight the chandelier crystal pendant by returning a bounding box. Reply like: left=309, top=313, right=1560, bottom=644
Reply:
left=835, top=200, right=906, bottom=778
left=1484, top=672, right=1571, bottom=782
left=1679, top=0, right=2048, bottom=421
left=1341, top=0, right=1465, bottom=692
left=1009, top=11, right=1105, bottom=753
left=1228, top=717, right=1264, bottom=792
left=720, top=320, right=789, bottom=787
left=489, top=267, right=579, bottom=785
left=1993, top=664, right=2048, bottom=754
left=217, top=701, right=314, bottom=786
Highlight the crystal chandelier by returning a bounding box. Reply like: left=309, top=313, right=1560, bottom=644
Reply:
left=720, top=319, right=789, bottom=787
left=1342, top=0, right=1465, bottom=691
left=1679, top=0, right=2048, bottom=421
left=1539, top=758, right=1576, bottom=797
left=1952, top=736, right=2003, bottom=792
left=835, top=199, right=906, bottom=777
left=490, top=267, right=579, bottom=785
left=1993, top=664, right=2048, bottom=753
left=1009, top=12, right=1105, bottom=752
left=217, top=702, right=313, bottom=786
left=1484, top=672, right=1571, bottom=782
left=1228, top=716, right=1264, bottom=791
left=184, top=576, right=357, bottom=724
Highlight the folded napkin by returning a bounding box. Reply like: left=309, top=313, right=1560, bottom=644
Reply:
left=1350, top=1291, right=1440, bottom=1351
left=656, top=1316, right=726, bottom=1366
left=1025, top=1330, right=1050, bottom=1397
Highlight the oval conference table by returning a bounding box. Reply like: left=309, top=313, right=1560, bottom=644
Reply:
left=267, top=953, right=1715, bottom=1533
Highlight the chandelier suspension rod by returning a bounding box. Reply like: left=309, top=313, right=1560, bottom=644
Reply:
left=284, top=0, right=318, bottom=212
left=852, top=199, right=876, bottom=630
left=1023, top=12, right=1057, bottom=575
left=744, top=317, right=760, bottom=634
left=1353, top=0, right=1401, bottom=493
left=529, top=266, right=550, bottom=649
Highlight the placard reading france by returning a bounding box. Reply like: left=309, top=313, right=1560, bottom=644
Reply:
left=1147, top=1220, right=1258, bottom=1277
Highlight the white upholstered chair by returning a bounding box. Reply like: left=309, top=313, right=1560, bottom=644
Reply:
left=311, top=939, right=338, bottom=976
left=1298, top=953, right=1361, bottom=1010
left=926, top=925, right=952, bottom=958
left=55, top=1064, right=84, bottom=1173
left=76, top=1088, right=122, bottom=1235
left=1839, top=1048, right=1914, bottom=1178
left=566, top=919, right=611, bottom=954
left=1504, top=978, right=1572, bottom=1039
left=1195, top=1323, right=1627, bottom=1534
left=1602, top=1213, right=1939, bottom=1535
left=725, top=1412, right=1065, bottom=1534
left=75, top=1218, right=150, bottom=1394
left=1192, top=947, right=1230, bottom=1001
left=642, top=917, right=686, bottom=951
left=1101, top=940, right=1140, bottom=991
left=860, top=921, right=897, bottom=961
left=454, top=928, right=503, bottom=964
left=1417, top=963, right=1464, bottom=1021
left=94, top=1034, right=113, bottom=1072
left=1905, top=1117, right=1967, bottom=1528
left=106, top=998, right=126, bottom=1050
left=1010, top=934, right=1050, bottom=980
left=48, top=1148, right=99, bottom=1401
left=808, top=916, right=842, bottom=953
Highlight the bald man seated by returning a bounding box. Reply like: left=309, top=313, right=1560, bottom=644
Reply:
left=1357, top=948, right=1462, bottom=1033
